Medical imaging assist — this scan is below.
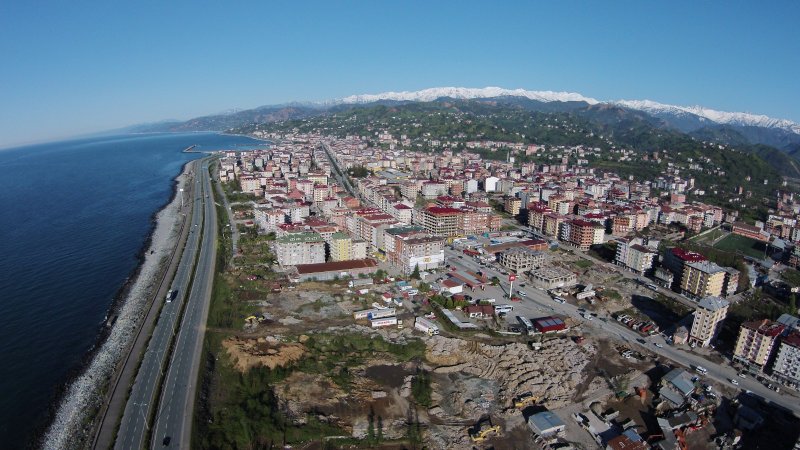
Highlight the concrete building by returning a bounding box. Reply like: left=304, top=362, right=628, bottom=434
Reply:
left=504, top=196, right=522, bottom=216
left=689, top=296, right=730, bottom=347
left=328, top=231, right=353, bottom=262
left=614, top=237, right=658, bottom=275
left=383, top=226, right=446, bottom=274
left=680, top=261, right=726, bottom=299
left=275, top=231, right=325, bottom=266
left=499, top=247, right=545, bottom=273
left=772, top=331, right=800, bottom=388
left=566, top=219, right=605, bottom=251
left=733, top=319, right=785, bottom=372
left=529, top=267, right=577, bottom=290
left=419, top=206, right=461, bottom=238
left=662, top=247, right=707, bottom=290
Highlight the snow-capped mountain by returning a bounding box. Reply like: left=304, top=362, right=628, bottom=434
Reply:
left=331, top=86, right=800, bottom=136
left=614, top=99, right=800, bottom=135
left=335, top=86, right=600, bottom=106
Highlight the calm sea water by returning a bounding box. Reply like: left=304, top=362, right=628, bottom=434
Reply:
left=0, top=132, right=264, bottom=448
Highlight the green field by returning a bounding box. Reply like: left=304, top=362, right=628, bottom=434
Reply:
left=712, top=233, right=767, bottom=259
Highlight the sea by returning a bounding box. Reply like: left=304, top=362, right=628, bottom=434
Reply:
left=0, top=132, right=266, bottom=448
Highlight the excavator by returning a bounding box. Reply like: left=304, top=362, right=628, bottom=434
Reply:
left=468, top=416, right=501, bottom=442
left=513, top=392, right=539, bottom=408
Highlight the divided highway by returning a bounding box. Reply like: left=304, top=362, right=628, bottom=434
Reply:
left=114, top=159, right=216, bottom=449
left=150, top=160, right=218, bottom=448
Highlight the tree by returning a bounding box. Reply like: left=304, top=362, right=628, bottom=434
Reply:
left=790, top=294, right=797, bottom=315
left=418, top=282, right=431, bottom=293
left=410, top=264, right=421, bottom=280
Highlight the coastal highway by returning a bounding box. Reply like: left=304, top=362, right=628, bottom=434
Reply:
left=114, top=160, right=209, bottom=450
left=150, top=159, right=218, bottom=448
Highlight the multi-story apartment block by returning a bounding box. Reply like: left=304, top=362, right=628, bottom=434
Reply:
left=528, top=203, right=552, bottom=232
left=772, top=331, right=800, bottom=388
left=329, top=232, right=353, bottom=262
left=566, top=219, right=605, bottom=251
left=382, top=226, right=445, bottom=274
left=419, top=206, right=461, bottom=238
left=733, top=319, right=785, bottom=371
left=275, top=231, right=326, bottom=266
left=614, top=237, right=657, bottom=275
left=254, top=207, right=285, bottom=232
left=542, top=213, right=564, bottom=237
left=680, top=261, right=726, bottom=299
left=504, top=196, right=522, bottom=216
left=689, top=296, right=729, bottom=347
left=421, top=181, right=447, bottom=199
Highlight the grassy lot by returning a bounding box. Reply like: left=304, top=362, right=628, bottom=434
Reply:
left=712, top=233, right=767, bottom=260
left=781, top=269, right=800, bottom=287
left=573, top=259, right=594, bottom=269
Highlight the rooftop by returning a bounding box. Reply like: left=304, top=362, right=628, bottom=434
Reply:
left=295, top=258, right=377, bottom=275
left=276, top=231, right=324, bottom=244
left=697, top=296, right=730, bottom=311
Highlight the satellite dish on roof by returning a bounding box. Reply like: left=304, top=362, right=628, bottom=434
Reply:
left=584, top=284, right=593, bottom=292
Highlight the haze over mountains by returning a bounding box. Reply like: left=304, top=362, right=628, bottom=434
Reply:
left=133, top=86, right=800, bottom=157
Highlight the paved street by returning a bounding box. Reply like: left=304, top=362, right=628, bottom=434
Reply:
left=150, top=160, right=218, bottom=448
left=114, top=159, right=216, bottom=449
left=113, top=161, right=207, bottom=450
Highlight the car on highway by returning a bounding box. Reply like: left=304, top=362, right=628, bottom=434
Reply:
left=655, top=343, right=664, bottom=348
left=739, top=372, right=747, bottom=378
left=162, top=436, right=171, bottom=446
left=518, top=291, right=527, bottom=297
left=730, top=379, right=739, bottom=386
left=165, top=289, right=176, bottom=303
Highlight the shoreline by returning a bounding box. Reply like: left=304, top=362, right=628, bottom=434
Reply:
left=40, top=161, right=194, bottom=450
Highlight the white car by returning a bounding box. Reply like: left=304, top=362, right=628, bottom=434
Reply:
left=654, top=343, right=664, bottom=348
left=730, top=379, right=739, bottom=386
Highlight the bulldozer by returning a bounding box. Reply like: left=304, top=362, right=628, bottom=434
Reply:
left=513, top=392, right=539, bottom=408
left=468, top=416, right=501, bottom=442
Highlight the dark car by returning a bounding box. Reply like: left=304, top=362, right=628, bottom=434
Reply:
left=163, top=436, right=171, bottom=446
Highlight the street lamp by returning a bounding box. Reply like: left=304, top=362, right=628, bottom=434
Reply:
left=179, top=188, right=185, bottom=208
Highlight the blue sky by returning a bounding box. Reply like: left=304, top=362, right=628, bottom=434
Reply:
left=1, top=1, right=798, bottom=148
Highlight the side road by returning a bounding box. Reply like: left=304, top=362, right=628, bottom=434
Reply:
left=92, top=161, right=198, bottom=450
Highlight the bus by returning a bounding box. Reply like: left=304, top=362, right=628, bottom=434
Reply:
left=517, top=315, right=534, bottom=333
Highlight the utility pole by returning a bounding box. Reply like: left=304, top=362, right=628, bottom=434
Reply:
left=508, top=272, right=516, bottom=299
left=179, top=188, right=184, bottom=208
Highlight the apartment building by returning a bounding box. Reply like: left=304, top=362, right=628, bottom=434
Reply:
left=732, top=319, right=785, bottom=371
left=680, top=261, right=726, bottom=299
left=275, top=231, right=326, bottom=266
left=689, top=296, right=730, bottom=347
left=327, top=232, right=365, bottom=261
left=614, top=237, right=658, bottom=275
left=382, top=226, right=445, bottom=274
left=419, top=206, right=461, bottom=237
left=772, top=331, right=800, bottom=388
left=566, top=219, right=605, bottom=251
left=504, top=196, right=522, bottom=216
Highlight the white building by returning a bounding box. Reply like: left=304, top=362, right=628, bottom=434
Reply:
left=484, top=176, right=499, bottom=192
